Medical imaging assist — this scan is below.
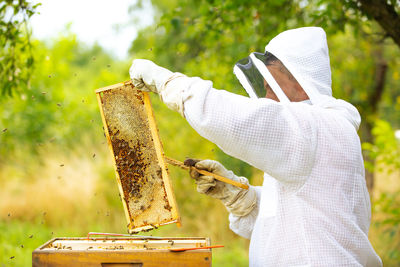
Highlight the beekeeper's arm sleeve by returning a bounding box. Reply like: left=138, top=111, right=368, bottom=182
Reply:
left=175, top=77, right=316, bottom=185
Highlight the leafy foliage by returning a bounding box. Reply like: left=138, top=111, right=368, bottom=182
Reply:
left=362, top=120, right=400, bottom=173
left=0, top=33, right=129, bottom=159
left=0, top=0, right=40, bottom=96
left=372, top=190, right=400, bottom=265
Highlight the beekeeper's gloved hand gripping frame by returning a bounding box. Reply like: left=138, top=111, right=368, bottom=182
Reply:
left=189, top=159, right=257, bottom=217
left=129, top=59, right=186, bottom=116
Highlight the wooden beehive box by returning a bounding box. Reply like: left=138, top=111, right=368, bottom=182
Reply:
left=32, top=237, right=212, bottom=267
left=96, top=81, right=180, bottom=233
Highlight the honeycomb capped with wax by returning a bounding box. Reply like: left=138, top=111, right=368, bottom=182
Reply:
left=96, top=81, right=179, bottom=233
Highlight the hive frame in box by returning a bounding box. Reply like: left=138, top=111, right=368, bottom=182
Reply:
left=96, top=80, right=180, bottom=233
left=32, top=237, right=211, bottom=267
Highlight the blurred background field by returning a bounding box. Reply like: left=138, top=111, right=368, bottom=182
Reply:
left=1, top=0, right=400, bottom=266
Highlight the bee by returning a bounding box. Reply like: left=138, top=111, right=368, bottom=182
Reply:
left=60, top=164, right=64, bottom=167
left=2, top=128, right=7, bottom=133
left=57, top=103, right=61, bottom=107
left=10, top=256, right=15, bottom=259
left=29, top=235, right=33, bottom=238
left=20, top=245, right=24, bottom=248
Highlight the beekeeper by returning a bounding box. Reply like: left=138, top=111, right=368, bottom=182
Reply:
left=130, top=27, right=382, bottom=266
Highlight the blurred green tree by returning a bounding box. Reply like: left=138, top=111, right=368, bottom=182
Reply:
left=0, top=0, right=40, bottom=96
left=362, top=119, right=400, bottom=264
left=362, top=120, right=400, bottom=174
left=0, top=33, right=129, bottom=159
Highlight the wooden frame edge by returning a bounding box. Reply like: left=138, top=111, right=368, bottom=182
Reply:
left=95, top=80, right=132, bottom=93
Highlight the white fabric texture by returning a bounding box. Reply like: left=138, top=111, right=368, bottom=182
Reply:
left=170, top=27, right=381, bottom=266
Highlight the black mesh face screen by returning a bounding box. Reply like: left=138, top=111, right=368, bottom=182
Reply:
left=235, top=52, right=268, bottom=98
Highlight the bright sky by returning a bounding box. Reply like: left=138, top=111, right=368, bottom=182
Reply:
left=30, top=0, right=154, bottom=59
left=396, top=130, right=400, bottom=140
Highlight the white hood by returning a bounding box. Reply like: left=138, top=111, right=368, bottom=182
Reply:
left=265, top=27, right=361, bottom=130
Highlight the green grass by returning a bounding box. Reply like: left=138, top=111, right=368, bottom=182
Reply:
left=0, top=219, right=55, bottom=266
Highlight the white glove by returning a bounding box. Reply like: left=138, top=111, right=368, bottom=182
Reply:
left=129, top=59, right=186, bottom=116
left=189, top=159, right=257, bottom=217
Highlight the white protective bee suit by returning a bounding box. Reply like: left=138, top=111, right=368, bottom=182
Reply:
left=130, top=27, right=382, bottom=266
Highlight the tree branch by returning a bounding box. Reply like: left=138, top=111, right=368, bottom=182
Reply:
left=363, top=43, right=388, bottom=191
left=357, top=0, right=400, bottom=47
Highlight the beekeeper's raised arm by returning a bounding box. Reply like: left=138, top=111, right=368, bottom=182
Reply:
left=129, top=59, right=315, bottom=187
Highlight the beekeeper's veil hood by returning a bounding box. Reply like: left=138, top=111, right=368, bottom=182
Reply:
left=234, top=27, right=361, bottom=129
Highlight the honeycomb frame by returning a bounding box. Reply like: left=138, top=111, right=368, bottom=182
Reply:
left=96, top=80, right=180, bottom=233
